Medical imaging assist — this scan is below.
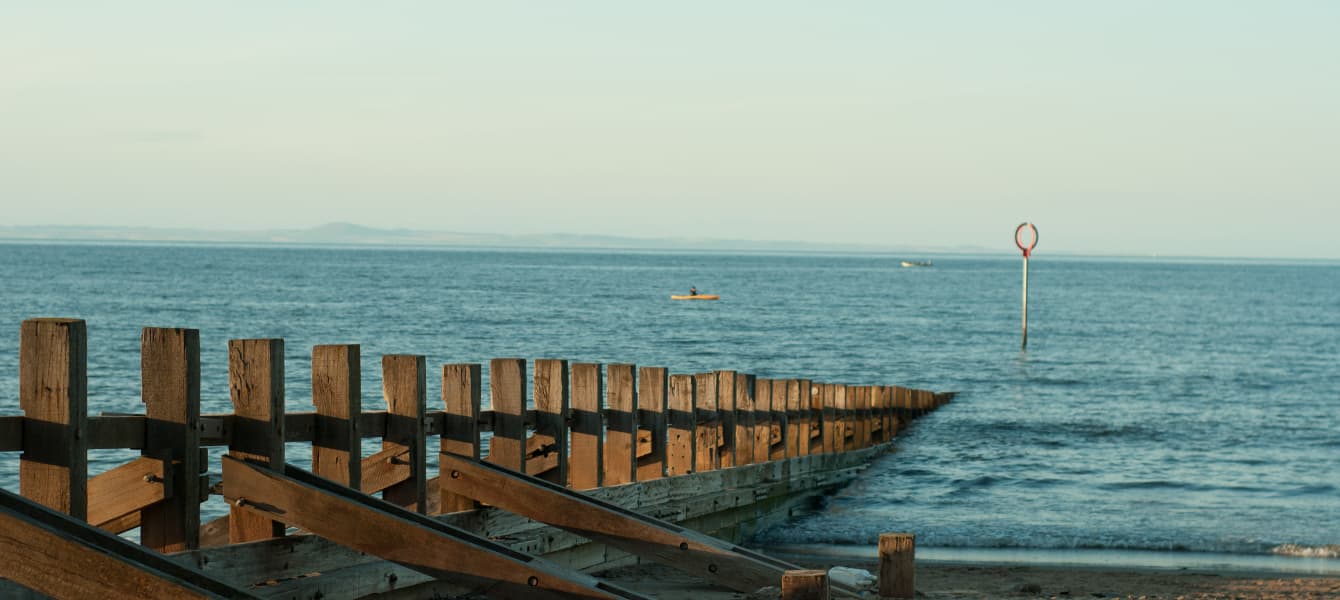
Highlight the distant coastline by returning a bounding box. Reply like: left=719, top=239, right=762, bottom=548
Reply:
left=0, top=222, right=987, bottom=255
left=3, top=223, right=1337, bottom=264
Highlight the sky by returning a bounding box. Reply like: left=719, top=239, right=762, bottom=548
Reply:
left=2, top=3, right=1338, bottom=259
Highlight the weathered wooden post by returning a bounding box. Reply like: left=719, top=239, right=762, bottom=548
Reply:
left=604, top=364, right=638, bottom=485
left=782, top=569, right=830, bottom=600
left=569, top=362, right=604, bottom=490
left=19, top=318, right=87, bottom=520
left=382, top=355, right=427, bottom=512
left=1016, top=222, right=1038, bottom=350
left=753, top=377, right=772, bottom=464
left=715, top=370, right=737, bottom=468
left=879, top=532, right=915, bottom=599
left=770, top=379, right=789, bottom=460
left=820, top=383, right=837, bottom=454
left=785, top=379, right=802, bottom=458
left=732, top=374, right=754, bottom=465
left=312, top=344, right=360, bottom=491
left=637, top=366, right=667, bottom=481
left=797, top=379, right=813, bottom=457
left=488, top=358, right=526, bottom=473
left=227, top=338, right=285, bottom=543
left=533, top=359, right=570, bottom=485
left=666, top=374, right=695, bottom=477
left=140, top=327, right=202, bottom=552
left=440, top=363, right=481, bottom=513
left=693, top=373, right=718, bottom=473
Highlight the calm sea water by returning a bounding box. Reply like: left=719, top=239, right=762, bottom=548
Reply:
left=1, top=242, right=1337, bottom=567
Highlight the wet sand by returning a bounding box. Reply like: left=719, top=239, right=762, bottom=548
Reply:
left=596, top=558, right=1340, bottom=599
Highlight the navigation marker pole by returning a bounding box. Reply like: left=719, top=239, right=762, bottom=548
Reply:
left=1015, top=223, right=1038, bottom=350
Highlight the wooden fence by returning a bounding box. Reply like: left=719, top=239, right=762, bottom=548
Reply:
left=0, top=318, right=951, bottom=597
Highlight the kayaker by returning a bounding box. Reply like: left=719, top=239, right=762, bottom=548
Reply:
left=689, top=286, right=697, bottom=296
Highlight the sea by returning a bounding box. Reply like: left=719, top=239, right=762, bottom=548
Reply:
left=1, top=242, right=1337, bottom=573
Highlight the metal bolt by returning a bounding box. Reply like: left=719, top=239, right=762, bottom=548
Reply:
left=528, top=576, right=539, bottom=587
left=450, top=470, right=461, bottom=479
left=708, top=564, right=718, bottom=574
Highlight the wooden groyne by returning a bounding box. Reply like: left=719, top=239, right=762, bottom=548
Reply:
left=0, top=318, right=952, bottom=599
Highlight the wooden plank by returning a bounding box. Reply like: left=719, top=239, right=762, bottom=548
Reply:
left=0, top=416, right=21, bottom=452
left=714, top=371, right=736, bottom=468
left=87, top=415, right=145, bottom=449
left=437, top=453, right=830, bottom=595
left=312, top=344, right=361, bottom=490
left=360, top=446, right=411, bottom=494
left=440, top=364, right=482, bottom=513
left=382, top=355, right=427, bottom=512
left=603, top=364, right=638, bottom=485
left=771, top=379, right=790, bottom=460
left=569, top=363, right=603, bottom=490
left=753, top=378, right=773, bottom=464
left=532, top=359, right=570, bottom=485
left=19, top=318, right=88, bottom=519
left=665, top=374, right=694, bottom=477
left=139, top=327, right=202, bottom=552
left=733, top=373, right=755, bottom=466
left=636, top=367, right=667, bottom=481
left=0, top=488, right=259, bottom=600
left=879, top=532, right=916, bottom=598
left=227, top=338, right=285, bottom=544
left=782, top=569, right=829, bottom=600
left=821, top=384, right=837, bottom=454
left=87, top=456, right=169, bottom=529
left=806, top=381, right=822, bottom=455
left=487, top=358, right=527, bottom=473
left=692, top=373, right=718, bottom=473
left=856, top=386, right=870, bottom=449
left=785, top=379, right=802, bottom=458
left=220, top=456, right=645, bottom=600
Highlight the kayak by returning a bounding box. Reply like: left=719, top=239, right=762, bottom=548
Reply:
left=670, top=294, right=719, bottom=300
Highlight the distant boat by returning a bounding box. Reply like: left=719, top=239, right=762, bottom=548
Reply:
left=670, top=294, right=719, bottom=300
left=900, top=260, right=933, bottom=268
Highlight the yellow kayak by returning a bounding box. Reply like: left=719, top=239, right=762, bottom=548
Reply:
left=670, top=294, right=719, bottom=300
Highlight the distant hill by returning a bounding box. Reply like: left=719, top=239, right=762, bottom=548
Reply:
left=0, top=222, right=991, bottom=255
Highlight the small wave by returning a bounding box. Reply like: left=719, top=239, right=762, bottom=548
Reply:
left=1271, top=544, right=1340, bottom=558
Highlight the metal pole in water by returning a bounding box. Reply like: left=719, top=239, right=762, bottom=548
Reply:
left=1015, top=223, right=1038, bottom=350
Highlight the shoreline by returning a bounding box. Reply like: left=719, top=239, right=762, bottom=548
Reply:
left=598, top=555, right=1340, bottom=599
left=768, top=544, right=1340, bottom=577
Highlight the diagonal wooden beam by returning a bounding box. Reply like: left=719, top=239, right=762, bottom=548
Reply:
left=0, top=488, right=259, bottom=600
left=220, top=456, right=647, bottom=600
left=87, top=455, right=169, bottom=530
left=437, top=453, right=863, bottom=597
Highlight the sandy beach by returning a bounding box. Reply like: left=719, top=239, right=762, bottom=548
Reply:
left=597, top=559, right=1340, bottom=599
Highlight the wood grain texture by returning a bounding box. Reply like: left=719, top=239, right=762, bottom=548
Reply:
left=19, top=318, right=87, bottom=520
left=692, top=372, right=718, bottom=473
left=139, top=327, right=201, bottom=552
left=781, top=569, right=829, bottom=600
left=821, top=384, right=837, bottom=454
left=753, top=378, right=773, bottom=464
left=226, top=338, right=285, bottom=544
left=733, top=373, right=754, bottom=466
left=714, top=371, right=736, bottom=469
left=784, top=379, right=802, bottom=458
left=382, top=355, right=427, bottom=512
left=532, top=359, right=570, bottom=485
left=666, top=374, right=695, bottom=477
left=438, top=453, right=813, bottom=595
left=879, top=532, right=916, bottom=599
left=87, top=456, right=168, bottom=529
left=440, top=364, right=481, bottom=513
left=636, top=367, right=667, bottom=481
left=312, top=344, right=361, bottom=490
left=487, top=358, right=526, bottom=473
left=1, top=489, right=256, bottom=600
left=603, top=364, right=637, bottom=486
left=569, top=363, right=604, bottom=490
left=221, top=456, right=638, bottom=600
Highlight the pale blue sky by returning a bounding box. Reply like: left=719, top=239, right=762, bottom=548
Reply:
left=2, top=3, right=1337, bottom=258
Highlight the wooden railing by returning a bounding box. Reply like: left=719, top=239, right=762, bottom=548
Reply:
left=0, top=318, right=950, bottom=554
